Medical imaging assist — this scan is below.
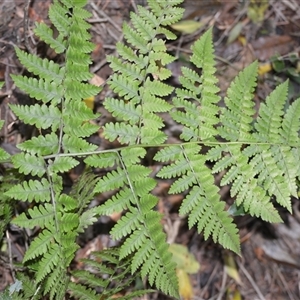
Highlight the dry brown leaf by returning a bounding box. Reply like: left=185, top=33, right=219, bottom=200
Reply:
left=252, top=35, right=293, bottom=60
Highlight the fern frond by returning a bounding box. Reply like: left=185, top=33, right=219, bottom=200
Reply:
left=69, top=169, right=99, bottom=212
left=92, top=145, right=179, bottom=297
left=270, top=145, right=299, bottom=197
left=44, top=267, right=68, bottom=300
left=68, top=283, right=99, bottom=300
left=63, top=117, right=99, bottom=138
left=109, top=74, right=140, bottom=101
left=148, top=1, right=184, bottom=25
left=107, top=55, right=145, bottom=81
left=0, top=148, right=10, bottom=162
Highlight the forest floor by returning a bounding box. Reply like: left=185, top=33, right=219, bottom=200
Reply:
left=1, top=0, right=300, bottom=299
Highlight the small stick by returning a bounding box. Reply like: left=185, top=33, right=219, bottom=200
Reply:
left=24, top=0, right=35, bottom=54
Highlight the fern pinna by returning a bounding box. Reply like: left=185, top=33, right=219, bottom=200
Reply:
left=2, top=0, right=300, bottom=299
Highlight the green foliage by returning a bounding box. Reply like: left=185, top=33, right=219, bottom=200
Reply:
left=69, top=248, right=152, bottom=300
left=0, top=0, right=299, bottom=299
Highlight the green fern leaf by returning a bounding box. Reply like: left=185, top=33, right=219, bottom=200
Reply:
left=140, top=127, right=167, bottom=144
left=109, top=74, right=140, bottom=100
left=94, top=168, right=126, bottom=193
left=254, top=80, right=288, bottom=142
left=68, top=282, right=98, bottom=300
left=14, top=48, right=64, bottom=82
left=270, top=145, right=298, bottom=197
left=34, top=22, right=66, bottom=53
left=110, top=210, right=141, bottom=240
left=144, top=79, right=174, bottom=96
left=10, top=103, right=61, bottom=130
left=63, top=117, right=99, bottom=138
left=103, top=123, right=139, bottom=144
left=12, top=204, right=54, bottom=229
left=246, top=144, right=292, bottom=210
left=0, top=146, right=10, bottom=161
left=62, top=134, right=97, bottom=153
left=36, top=243, right=60, bottom=283
left=148, top=1, right=184, bottom=26
left=171, top=29, right=220, bottom=142
left=47, top=156, right=79, bottom=174
left=23, top=229, right=55, bottom=263
left=280, top=97, right=300, bottom=145
left=57, top=194, right=77, bottom=212
left=96, top=188, right=133, bottom=215
left=107, top=55, right=145, bottom=81
left=11, top=75, right=63, bottom=104
left=131, top=11, right=156, bottom=40
left=219, top=61, right=258, bottom=141
left=115, top=42, right=146, bottom=66
left=64, top=81, right=100, bottom=101
left=17, top=133, right=59, bottom=155
left=69, top=170, right=99, bottom=212
left=120, top=147, right=147, bottom=164
left=154, top=145, right=183, bottom=161
left=123, top=23, right=149, bottom=53
left=77, top=207, right=99, bottom=233
left=5, top=178, right=50, bottom=202
left=48, top=1, right=70, bottom=37
left=84, top=152, right=118, bottom=168
left=12, top=153, right=45, bottom=177
left=44, top=267, right=68, bottom=300
left=104, top=97, right=141, bottom=124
